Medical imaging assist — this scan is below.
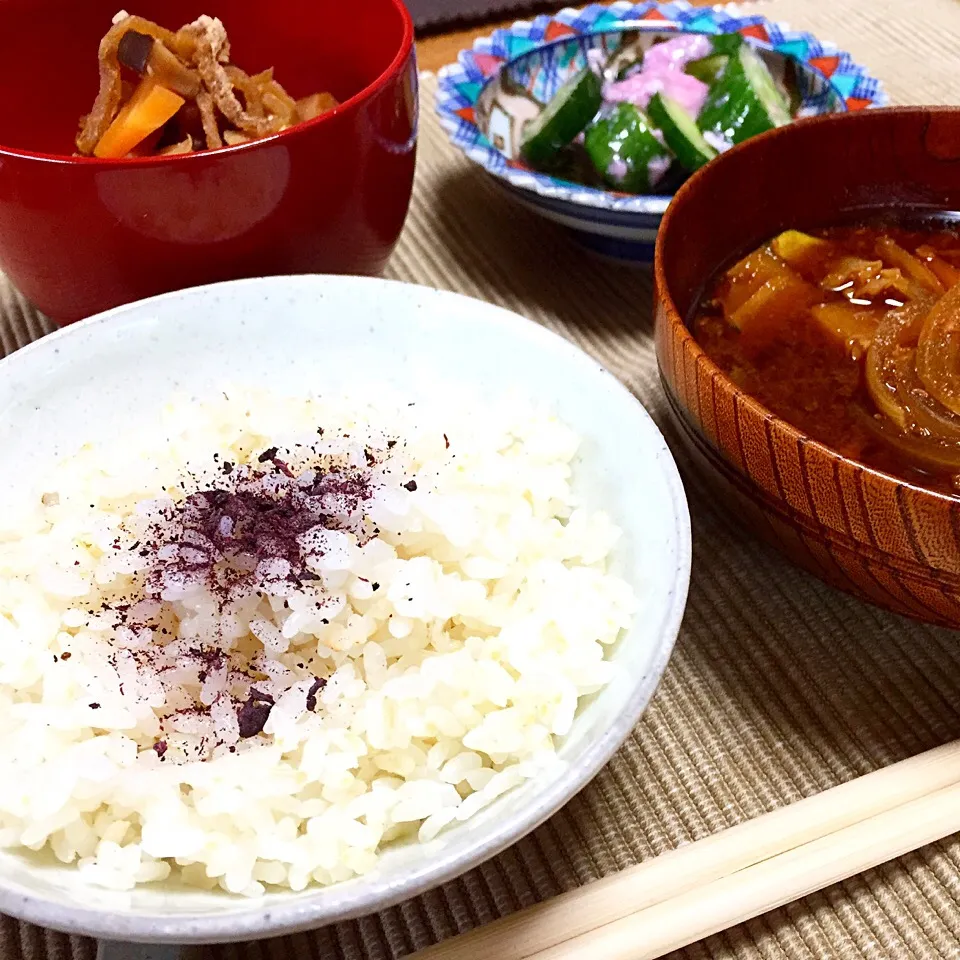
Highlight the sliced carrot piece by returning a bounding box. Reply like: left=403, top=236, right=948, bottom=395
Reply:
left=94, top=78, right=185, bottom=159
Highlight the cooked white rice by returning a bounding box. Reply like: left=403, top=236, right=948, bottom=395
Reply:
left=0, top=387, right=635, bottom=896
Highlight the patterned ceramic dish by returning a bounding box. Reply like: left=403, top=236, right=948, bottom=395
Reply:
left=436, top=1, right=887, bottom=261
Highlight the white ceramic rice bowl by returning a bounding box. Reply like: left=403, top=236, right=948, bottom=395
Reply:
left=0, top=275, right=690, bottom=943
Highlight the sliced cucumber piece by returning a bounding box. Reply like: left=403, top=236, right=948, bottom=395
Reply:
left=697, top=86, right=755, bottom=146
left=740, top=45, right=792, bottom=125
left=584, top=101, right=672, bottom=193
left=709, top=32, right=744, bottom=55
left=685, top=53, right=728, bottom=84
left=647, top=92, right=717, bottom=172
left=521, top=68, right=603, bottom=166
left=697, top=44, right=791, bottom=145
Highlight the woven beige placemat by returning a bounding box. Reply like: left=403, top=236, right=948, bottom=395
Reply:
left=4, top=0, right=960, bottom=957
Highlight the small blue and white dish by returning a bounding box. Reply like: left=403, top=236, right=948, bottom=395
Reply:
left=436, top=1, right=887, bottom=261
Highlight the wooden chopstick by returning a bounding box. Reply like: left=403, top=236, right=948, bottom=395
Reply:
left=528, top=778, right=960, bottom=960
left=409, top=740, right=960, bottom=960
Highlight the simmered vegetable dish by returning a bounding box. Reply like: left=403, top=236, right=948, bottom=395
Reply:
left=693, top=222, right=960, bottom=495
left=77, top=12, right=338, bottom=158
left=520, top=32, right=792, bottom=193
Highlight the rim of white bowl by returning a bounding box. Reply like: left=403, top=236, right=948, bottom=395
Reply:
left=0, top=275, right=692, bottom=943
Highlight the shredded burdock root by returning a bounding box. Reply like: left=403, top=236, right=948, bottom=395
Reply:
left=76, top=11, right=339, bottom=158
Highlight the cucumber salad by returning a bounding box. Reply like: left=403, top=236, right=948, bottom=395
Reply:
left=520, top=32, right=792, bottom=194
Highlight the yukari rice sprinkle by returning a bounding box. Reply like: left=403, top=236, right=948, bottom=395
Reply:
left=0, top=387, right=636, bottom=896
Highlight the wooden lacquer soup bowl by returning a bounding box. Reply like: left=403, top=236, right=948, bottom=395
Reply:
left=654, top=107, right=960, bottom=628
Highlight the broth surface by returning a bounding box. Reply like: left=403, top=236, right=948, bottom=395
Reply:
left=693, top=221, right=960, bottom=496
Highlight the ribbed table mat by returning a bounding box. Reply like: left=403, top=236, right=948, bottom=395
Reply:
left=4, top=0, right=960, bottom=957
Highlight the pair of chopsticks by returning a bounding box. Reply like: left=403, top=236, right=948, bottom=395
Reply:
left=410, top=740, right=960, bottom=960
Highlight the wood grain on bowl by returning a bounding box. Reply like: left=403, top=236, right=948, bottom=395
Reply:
left=655, top=107, right=960, bottom=628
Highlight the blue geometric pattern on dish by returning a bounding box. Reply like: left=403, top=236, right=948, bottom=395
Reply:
left=435, top=1, right=888, bottom=260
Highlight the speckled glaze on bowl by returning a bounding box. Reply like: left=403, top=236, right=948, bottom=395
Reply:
left=0, top=0, right=416, bottom=325
left=655, top=106, right=960, bottom=628
left=436, top=0, right=886, bottom=262
left=0, top=275, right=691, bottom=943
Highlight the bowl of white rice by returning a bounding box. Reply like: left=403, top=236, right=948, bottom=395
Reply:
left=0, top=275, right=690, bottom=946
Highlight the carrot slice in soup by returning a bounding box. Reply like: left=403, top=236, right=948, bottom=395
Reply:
left=94, top=78, right=186, bottom=159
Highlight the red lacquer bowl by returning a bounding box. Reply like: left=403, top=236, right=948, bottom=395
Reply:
left=0, top=0, right=416, bottom=324
left=655, top=107, right=960, bottom=628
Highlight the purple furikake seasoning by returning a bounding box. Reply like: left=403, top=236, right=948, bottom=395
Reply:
left=305, top=677, right=326, bottom=713
left=97, top=437, right=402, bottom=762
left=237, top=688, right=275, bottom=738
left=144, top=450, right=380, bottom=605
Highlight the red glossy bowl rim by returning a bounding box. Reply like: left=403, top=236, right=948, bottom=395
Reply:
left=654, top=105, right=960, bottom=509
left=0, top=0, right=414, bottom=166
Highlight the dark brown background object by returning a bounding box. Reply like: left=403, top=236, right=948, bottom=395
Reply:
left=409, top=0, right=555, bottom=32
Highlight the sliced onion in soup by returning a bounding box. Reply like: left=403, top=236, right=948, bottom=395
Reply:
left=865, top=297, right=934, bottom=430
left=892, top=350, right=960, bottom=442
left=856, top=406, right=960, bottom=475
left=917, top=282, right=960, bottom=415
